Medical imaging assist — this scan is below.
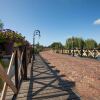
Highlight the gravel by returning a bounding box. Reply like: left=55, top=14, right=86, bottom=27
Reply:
left=40, top=50, right=100, bottom=100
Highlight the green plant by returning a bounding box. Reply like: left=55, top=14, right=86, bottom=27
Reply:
left=0, top=29, right=29, bottom=55
left=0, top=19, right=4, bottom=30
left=84, top=39, right=97, bottom=49
left=65, top=37, right=82, bottom=49
left=50, top=42, right=63, bottom=50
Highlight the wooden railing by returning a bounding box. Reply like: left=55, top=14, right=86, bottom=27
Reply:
left=54, top=49, right=100, bottom=58
left=0, top=45, right=32, bottom=100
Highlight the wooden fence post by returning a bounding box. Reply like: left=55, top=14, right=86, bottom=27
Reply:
left=23, top=46, right=27, bottom=80
left=93, top=49, right=96, bottom=58
left=80, top=48, right=83, bottom=57
left=72, top=48, right=74, bottom=56
left=62, top=48, right=63, bottom=54
left=29, top=47, right=32, bottom=63
left=86, top=49, right=89, bottom=57
left=15, top=50, right=19, bottom=90
left=69, top=49, right=70, bottom=55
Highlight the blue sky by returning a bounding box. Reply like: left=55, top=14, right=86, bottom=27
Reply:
left=0, top=0, right=100, bottom=46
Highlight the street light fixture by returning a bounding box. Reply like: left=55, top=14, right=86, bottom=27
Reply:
left=33, top=30, right=40, bottom=60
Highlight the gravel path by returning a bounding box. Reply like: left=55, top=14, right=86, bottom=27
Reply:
left=40, top=51, right=100, bottom=100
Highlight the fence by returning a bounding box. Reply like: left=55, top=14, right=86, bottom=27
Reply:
left=0, top=45, right=32, bottom=100
left=54, top=49, right=100, bottom=58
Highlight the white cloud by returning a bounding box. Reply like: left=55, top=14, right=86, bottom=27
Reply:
left=94, top=19, right=100, bottom=25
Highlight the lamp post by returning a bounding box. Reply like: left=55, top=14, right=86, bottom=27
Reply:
left=72, top=37, right=74, bottom=56
left=33, top=30, right=40, bottom=60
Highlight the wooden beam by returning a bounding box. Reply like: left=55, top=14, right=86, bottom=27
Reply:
left=0, top=63, right=17, bottom=95
left=15, top=50, right=18, bottom=90
left=0, top=52, right=15, bottom=100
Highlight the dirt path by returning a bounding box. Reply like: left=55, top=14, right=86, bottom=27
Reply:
left=40, top=51, right=100, bottom=100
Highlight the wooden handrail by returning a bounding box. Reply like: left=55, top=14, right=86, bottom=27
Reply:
left=0, top=63, right=17, bottom=95
left=0, top=52, right=16, bottom=100
left=0, top=46, right=32, bottom=100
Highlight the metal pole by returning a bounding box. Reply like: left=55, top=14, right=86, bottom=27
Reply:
left=33, top=30, right=40, bottom=61
left=33, top=34, right=35, bottom=60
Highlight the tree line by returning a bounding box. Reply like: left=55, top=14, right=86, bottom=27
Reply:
left=50, top=37, right=100, bottom=50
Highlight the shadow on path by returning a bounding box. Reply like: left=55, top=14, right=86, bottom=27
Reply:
left=27, top=55, right=80, bottom=100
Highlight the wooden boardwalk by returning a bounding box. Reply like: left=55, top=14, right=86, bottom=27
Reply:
left=6, top=55, right=80, bottom=100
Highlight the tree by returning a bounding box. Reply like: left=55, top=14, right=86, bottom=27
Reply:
left=65, top=38, right=72, bottom=49
left=50, top=42, right=63, bottom=50
left=65, top=37, right=84, bottom=49
left=97, top=43, right=100, bottom=49
left=84, top=39, right=97, bottom=49
left=35, top=42, right=44, bottom=53
left=0, top=20, right=4, bottom=30
left=77, top=38, right=84, bottom=49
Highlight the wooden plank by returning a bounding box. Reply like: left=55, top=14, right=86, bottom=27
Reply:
left=15, top=50, right=19, bottom=89
left=18, top=50, right=24, bottom=82
left=0, top=52, right=15, bottom=100
left=23, top=47, right=27, bottom=79
left=0, top=54, right=17, bottom=99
